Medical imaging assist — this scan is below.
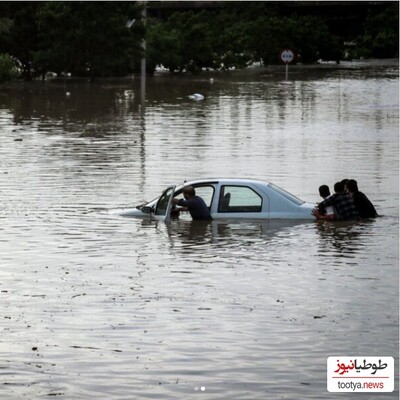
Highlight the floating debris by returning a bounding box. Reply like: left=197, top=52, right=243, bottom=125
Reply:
left=188, top=93, right=204, bottom=101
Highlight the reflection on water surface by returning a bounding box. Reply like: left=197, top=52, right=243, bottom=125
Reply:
left=0, top=61, right=398, bottom=399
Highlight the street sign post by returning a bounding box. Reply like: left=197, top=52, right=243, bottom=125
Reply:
left=280, top=49, right=294, bottom=81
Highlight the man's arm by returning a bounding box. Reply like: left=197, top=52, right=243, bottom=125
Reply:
left=317, top=195, right=335, bottom=212
left=172, top=198, right=189, bottom=212
left=312, top=208, right=336, bottom=220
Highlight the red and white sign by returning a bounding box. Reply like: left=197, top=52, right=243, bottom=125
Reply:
left=280, top=49, right=294, bottom=64
left=327, top=356, right=394, bottom=393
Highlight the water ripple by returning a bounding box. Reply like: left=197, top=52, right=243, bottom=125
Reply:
left=0, top=66, right=398, bottom=399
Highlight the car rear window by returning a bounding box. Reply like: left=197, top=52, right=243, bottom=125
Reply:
left=268, top=183, right=304, bottom=205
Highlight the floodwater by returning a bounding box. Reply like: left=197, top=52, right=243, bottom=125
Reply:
left=0, top=60, right=398, bottom=399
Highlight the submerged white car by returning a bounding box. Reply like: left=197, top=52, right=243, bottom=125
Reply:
left=120, top=178, right=316, bottom=222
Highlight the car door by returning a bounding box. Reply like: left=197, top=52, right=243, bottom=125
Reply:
left=215, top=184, right=266, bottom=218
left=153, top=185, right=176, bottom=222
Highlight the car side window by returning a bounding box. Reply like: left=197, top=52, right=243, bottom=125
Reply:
left=218, top=185, right=262, bottom=213
left=154, top=186, right=175, bottom=216
left=194, top=186, right=214, bottom=208
left=174, top=185, right=214, bottom=208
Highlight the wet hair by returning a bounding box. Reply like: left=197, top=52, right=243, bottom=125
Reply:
left=346, top=179, right=359, bottom=193
left=334, top=181, right=345, bottom=193
left=319, top=185, right=331, bottom=198
left=182, top=186, right=196, bottom=196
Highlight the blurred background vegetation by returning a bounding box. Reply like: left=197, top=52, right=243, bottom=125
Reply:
left=0, top=1, right=398, bottom=82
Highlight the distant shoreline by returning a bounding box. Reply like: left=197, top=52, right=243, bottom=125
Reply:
left=1, top=59, right=398, bottom=87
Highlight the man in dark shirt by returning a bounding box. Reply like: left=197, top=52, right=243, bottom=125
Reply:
left=312, top=181, right=359, bottom=221
left=346, top=179, right=378, bottom=218
left=172, top=186, right=212, bottom=220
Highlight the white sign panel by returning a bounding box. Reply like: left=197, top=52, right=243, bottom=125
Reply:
left=327, top=356, right=394, bottom=393
left=280, top=49, right=294, bottom=64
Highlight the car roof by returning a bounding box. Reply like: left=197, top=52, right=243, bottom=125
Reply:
left=177, top=178, right=271, bottom=187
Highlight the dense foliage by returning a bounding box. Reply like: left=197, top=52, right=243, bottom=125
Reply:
left=0, top=1, right=398, bottom=80
left=353, top=4, right=399, bottom=59
left=0, top=53, right=20, bottom=83
left=0, top=1, right=143, bottom=80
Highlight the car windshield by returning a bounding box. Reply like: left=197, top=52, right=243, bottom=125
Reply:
left=268, top=183, right=304, bottom=205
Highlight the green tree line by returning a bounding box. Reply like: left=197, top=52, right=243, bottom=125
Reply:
left=0, top=1, right=398, bottom=82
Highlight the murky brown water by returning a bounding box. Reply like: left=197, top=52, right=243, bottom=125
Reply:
left=0, top=60, right=398, bottom=399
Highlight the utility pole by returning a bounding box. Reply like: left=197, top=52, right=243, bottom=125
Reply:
left=140, top=2, right=146, bottom=117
